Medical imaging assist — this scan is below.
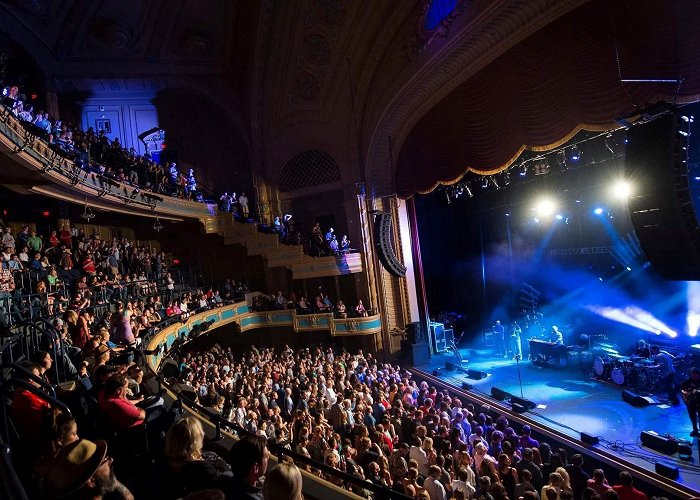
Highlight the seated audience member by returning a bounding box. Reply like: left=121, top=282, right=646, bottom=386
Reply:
left=587, top=469, right=612, bottom=495
left=165, top=416, right=233, bottom=496
left=612, top=471, right=647, bottom=500
left=10, top=362, right=51, bottom=440
left=34, top=410, right=79, bottom=481
left=227, top=434, right=269, bottom=499
left=335, top=300, right=347, bottom=318
left=262, top=461, right=304, bottom=500
left=45, top=438, right=133, bottom=499
left=355, top=299, right=368, bottom=317
left=98, top=374, right=145, bottom=429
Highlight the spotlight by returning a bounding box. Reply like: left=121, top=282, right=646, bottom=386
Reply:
left=570, top=145, right=582, bottom=162
left=613, top=180, right=631, bottom=200
left=502, top=171, right=511, bottom=186
left=555, top=214, right=564, bottom=221
left=593, top=207, right=604, bottom=215
left=533, top=159, right=550, bottom=176
left=481, top=177, right=489, bottom=189
left=465, top=183, right=473, bottom=198
left=130, top=187, right=140, bottom=199
left=556, top=150, right=568, bottom=172
left=445, top=191, right=452, bottom=204
left=535, top=198, right=557, bottom=217
left=519, top=164, right=528, bottom=177
left=489, top=177, right=500, bottom=190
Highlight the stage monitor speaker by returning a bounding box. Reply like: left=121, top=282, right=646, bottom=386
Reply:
left=160, top=358, right=179, bottom=379
left=655, top=461, right=680, bottom=480
left=467, top=369, right=488, bottom=380
left=372, top=211, right=407, bottom=278
left=512, top=402, right=527, bottom=414
left=445, top=361, right=457, bottom=371
left=678, top=443, right=693, bottom=461
left=640, top=431, right=678, bottom=455
left=622, top=389, right=649, bottom=407
left=461, top=382, right=473, bottom=390
left=626, top=111, right=700, bottom=280
left=581, top=432, right=599, bottom=446
left=491, top=386, right=510, bottom=401
left=432, top=368, right=442, bottom=376
left=511, top=396, right=536, bottom=410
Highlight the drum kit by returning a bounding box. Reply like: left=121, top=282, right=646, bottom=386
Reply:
left=592, top=344, right=662, bottom=391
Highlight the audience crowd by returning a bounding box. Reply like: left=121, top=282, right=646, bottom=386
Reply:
left=250, top=288, right=369, bottom=319
left=167, top=344, right=671, bottom=500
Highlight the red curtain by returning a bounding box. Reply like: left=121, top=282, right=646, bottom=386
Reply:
left=395, top=0, right=700, bottom=198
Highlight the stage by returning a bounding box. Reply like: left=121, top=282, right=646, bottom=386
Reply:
left=415, top=346, right=700, bottom=494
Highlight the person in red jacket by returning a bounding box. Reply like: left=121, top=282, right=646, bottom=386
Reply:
left=612, top=471, right=648, bottom=500
left=10, top=362, right=51, bottom=439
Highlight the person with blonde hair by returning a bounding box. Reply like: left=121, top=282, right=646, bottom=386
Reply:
left=164, top=416, right=232, bottom=496
left=263, top=461, right=304, bottom=500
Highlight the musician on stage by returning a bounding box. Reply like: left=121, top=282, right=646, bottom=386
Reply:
left=493, top=320, right=507, bottom=358
left=650, top=345, right=679, bottom=405
left=549, top=325, right=563, bottom=345
left=633, top=339, right=651, bottom=358
left=680, top=367, right=700, bottom=437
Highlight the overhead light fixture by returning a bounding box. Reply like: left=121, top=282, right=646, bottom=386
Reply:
left=502, top=171, right=511, bottom=186
left=80, top=201, right=95, bottom=221
left=481, top=177, right=489, bottom=189
left=556, top=150, right=568, bottom=172
left=465, top=182, right=473, bottom=198
left=570, top=145, right=582, bottom=162
left=533, top=159, right=550, bottom=176
left=612, top=180, right=632, bottom=200
left=519, top=163, right=528, bottom=177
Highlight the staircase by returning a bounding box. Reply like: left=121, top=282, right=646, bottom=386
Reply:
left=204, top=213, right=363, bottom=279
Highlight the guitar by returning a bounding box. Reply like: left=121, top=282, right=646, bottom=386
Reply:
left=681, top=387, right=700, bottom=404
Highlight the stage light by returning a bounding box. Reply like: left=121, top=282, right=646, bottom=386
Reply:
left=688, top=313, right=700, bottom=337
left=626, top=266, right=632, bottom=271
left=535, top=198, right=556, bottom=217
left=481, top=177, right=489, bottom=189
left=570, top=145, right=582, bottom=162
left=593, top=207, right=604, bottom=215
left=555, top=214, right=563, bottom=221
left=613, top=181, right=631, bottom=200
left=533, top=218, right=540, bottom=224
left=519, top=164, right=528, bottom=177
left=465, top=183, right=473, bottom=198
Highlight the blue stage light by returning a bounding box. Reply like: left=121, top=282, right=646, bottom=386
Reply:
left=594, top=207, right=604, bottom=215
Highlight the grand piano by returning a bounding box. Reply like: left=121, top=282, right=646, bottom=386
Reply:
left=529, top=338, right=570, bottom=366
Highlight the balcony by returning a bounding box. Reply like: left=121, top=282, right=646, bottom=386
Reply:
left=210, top=212, right=364, bottom=279
left=145, top=300, right=382, bottom=367
left=0, top=109, right=217, bottom=223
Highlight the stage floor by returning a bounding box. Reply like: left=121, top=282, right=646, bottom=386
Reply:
left=416, top=347, right=700, bottom=493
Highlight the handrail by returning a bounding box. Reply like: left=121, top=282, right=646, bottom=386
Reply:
left=1, top=363, right=56, bottom=399
left=0, top=443, right=29, bottom=500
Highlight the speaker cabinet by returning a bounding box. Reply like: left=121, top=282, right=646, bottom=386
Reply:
left=655, top=461, right=680, bottom=480
left=581, top=432, right=599, bottom=446
left=160, top=358, right=180, bottom=379
left=626, top=112, right=700, bottom=279
left=372, top=211, right=407, bottom=278
left=640, top=431, right=678, bottom=455
left=622, top=389, right=649, bottom=407
left=467, top=369, right=488, bottom=380
left=491, top=387, right=510, bottom=401
left=511, top=395, right=536, bottom=410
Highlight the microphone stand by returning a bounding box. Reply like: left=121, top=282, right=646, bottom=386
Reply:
left=515, top=354, right=524, bottom=398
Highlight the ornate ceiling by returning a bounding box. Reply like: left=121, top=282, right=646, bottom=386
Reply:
left=3, top=0, right=697, bottom=199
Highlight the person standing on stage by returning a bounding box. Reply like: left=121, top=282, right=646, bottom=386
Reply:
left=680, top=367, right=700, bottom=437
left=549, top=325, right=563, bottom=345
left=634, top=339, right=651, bottom=358
left=650, top=345, right=679, bottom=405
left=493, top=320, right=506, bottom=358
left=511, top=322, right=523, bottom=360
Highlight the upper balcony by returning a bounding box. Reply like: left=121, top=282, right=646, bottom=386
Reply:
left=0, top=107, right=217, bottom=223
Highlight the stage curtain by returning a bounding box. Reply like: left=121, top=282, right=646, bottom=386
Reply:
left=395, top=0, right=700, bottom=198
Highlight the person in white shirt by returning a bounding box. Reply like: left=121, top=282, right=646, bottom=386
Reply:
left=450, top=466, right=476, bottom=498
left=238, top=192, right=249, bottom=217
left=409, top=436, right=428, bottom=477
left=424, top=465, right=447, bottom=500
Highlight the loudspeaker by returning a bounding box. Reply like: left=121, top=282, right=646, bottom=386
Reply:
left=491, top=386, right=510, bottom=401
left=511, top=395, right=536, bottom=410
left=626, top=112, right=700, bottom=279
left=622, top=389, right=649, bottom=407
left=467, top=369, right=488, bottom=380
left=160, top=358, right=180, bottom=379
left=461, top=382, right=473, bottom=390
left=512, top=402, right=527, bottom=414
left=640, top=431, right=678, bottom=455
left=445, top=361, right=460, bottom=371
left=432, top=368, right=443, bottom=376
left=678, top=443, right=693, bottom=461
left=401, top=340, right=430, bottom=366
left=581, top=432, right=600, bottom=446
left=372, top=211, right=407, bottom=278
left=655, top=461, right=680, bottom=480
left=407, top=322, right=424, bottom=343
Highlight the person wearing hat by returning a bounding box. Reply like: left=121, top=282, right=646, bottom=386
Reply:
left=46, top=438, right=133, bottom=499
left=681, top=367, right=700, bottom=437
